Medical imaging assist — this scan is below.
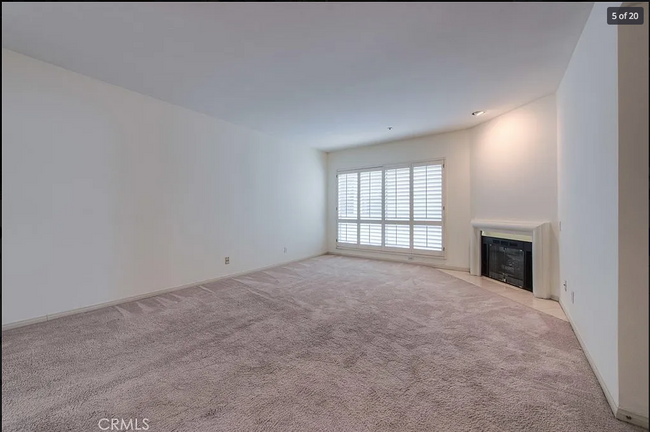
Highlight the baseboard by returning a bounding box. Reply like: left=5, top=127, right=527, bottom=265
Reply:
left=328, top=249, right=470, bottom=272
left=2, top=252, right=327, bottom=332
left=617, top=407, right=650, bottom=429
left=559, top=300, right=649, bottom=430
left=559, top=300, right=619, bottom=415
left=1, top=315, right=49, bottom=330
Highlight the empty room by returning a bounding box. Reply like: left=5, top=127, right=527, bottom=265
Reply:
left=2, top=2, right=648, bottom=431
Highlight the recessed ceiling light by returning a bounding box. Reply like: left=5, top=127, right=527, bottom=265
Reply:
left=472, top=111, right=485, bottom=117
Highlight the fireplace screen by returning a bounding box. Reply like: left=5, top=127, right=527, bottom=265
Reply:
left=481, top=236, right=532, bottom=291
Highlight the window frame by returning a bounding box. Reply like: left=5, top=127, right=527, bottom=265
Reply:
left=335, top=159, right=446, bottom=258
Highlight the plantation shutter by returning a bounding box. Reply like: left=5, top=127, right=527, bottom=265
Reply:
left=338, top=222, right=358, bottom=245
left=338, top=172, right=358, bottom=220
left=336, top=160, right=444, bottom=256
left=359, top=170, right=383, bottom=246
left=412, top=163, right=443, bottom=251
left=384, top=167, right=410, bottom=221
left=384, top=167, right=410, bottom=248
left=359, top=171, right=382, bottom=220
left=337, top=173, right=358, bottom=244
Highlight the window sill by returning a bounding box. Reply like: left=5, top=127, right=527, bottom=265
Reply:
left=335, top=245, right=446, bottom=260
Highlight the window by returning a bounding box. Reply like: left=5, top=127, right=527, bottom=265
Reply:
left=336, top=160, right=445, bottom=256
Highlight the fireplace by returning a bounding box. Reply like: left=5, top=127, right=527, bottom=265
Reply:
left=481, top=235, right=533, bottom=291
left=470, top=220, right=551, bottom=299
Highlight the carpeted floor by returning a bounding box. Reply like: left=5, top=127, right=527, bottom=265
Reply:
left=1, top=255, right=642, bottom=432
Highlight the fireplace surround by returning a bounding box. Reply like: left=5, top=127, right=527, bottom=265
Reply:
left=470, top=219, right=552, bottom=299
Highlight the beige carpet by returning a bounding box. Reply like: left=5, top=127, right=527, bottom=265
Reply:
left=1, top=255, right=642, bottom=431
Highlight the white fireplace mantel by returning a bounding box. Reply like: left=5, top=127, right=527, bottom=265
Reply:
left=470, top=219, right=552, bottom=299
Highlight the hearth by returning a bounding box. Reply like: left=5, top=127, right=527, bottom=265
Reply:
left=481, top=235, right=532, bottom=291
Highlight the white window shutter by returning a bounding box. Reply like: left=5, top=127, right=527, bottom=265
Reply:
left=360, top=171, right=382, bottom=220
left=338, top=161, right=444, bottom=254
left=338, top=222, right=358, bottom=244
left=359, top=223, right=382, bottom=246
left=338, top=173, right=358, bottom=220
left=384, top=224, right=410, bottom=248
left=413, top=164, right=443, bottom=221
left=413, top=225, right=443, bottom=251
left=359, top=170, right=382, bottom=246
left=384, top=167, right=410, bottom=221
left=413, top=163, right=443, bottom=251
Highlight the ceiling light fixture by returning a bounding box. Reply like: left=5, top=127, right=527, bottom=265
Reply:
left=472, top=111, right=485, bottom=117
left=387, top=127, right=393, bottom=130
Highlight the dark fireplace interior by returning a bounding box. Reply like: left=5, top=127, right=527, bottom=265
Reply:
left=481, top=235, right=532, bottom=292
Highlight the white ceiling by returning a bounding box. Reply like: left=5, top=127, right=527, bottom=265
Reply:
left=2, top=2, right=592, bottom=151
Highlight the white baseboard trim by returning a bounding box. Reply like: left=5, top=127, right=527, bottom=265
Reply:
left=2, top=315, right=49, bottom=330
left=2, top=253, right=327, bottom=332
left=617, top=407, right=649, bottom=430
left=559, top=300, right=649, bottom=430
left=559, top=300, right=619, bottom=415
left=327, top=249, right=470, bottom=272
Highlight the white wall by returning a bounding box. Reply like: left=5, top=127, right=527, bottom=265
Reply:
left=617, top=1, right=649, bottom=420
left=557, top=1, right=620, bottom=409
left=326, top=131, right=471, bottom=270
left=470, top=95, right=559, bottom=297
left=1, top=48, right=327, bottom=326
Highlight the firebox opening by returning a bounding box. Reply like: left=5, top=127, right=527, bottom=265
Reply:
left=481, top=233, right=533, bottom=292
